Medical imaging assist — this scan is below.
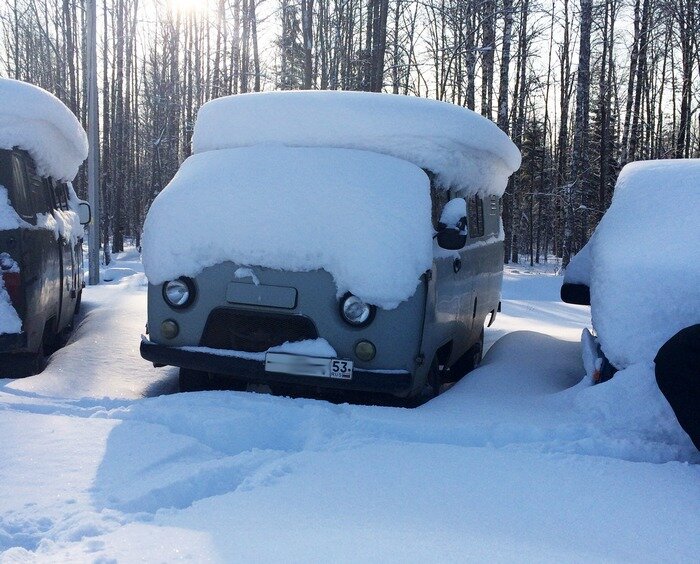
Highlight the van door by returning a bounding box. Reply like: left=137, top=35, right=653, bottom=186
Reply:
left=432, top=185, right=474, bottom=362
left=462, top=195, right=487, bottom=337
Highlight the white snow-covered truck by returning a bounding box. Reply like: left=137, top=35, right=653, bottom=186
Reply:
left=140, top=91, right=521, bottom=398
left=561, top=159, right=700, bottom=382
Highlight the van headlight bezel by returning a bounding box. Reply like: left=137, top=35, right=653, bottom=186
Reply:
left=162, top=277, right=196, bottom=309
left=339, top=293, right=376, bottom=328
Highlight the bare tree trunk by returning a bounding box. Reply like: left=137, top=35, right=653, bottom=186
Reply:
left=565, top=0, right=592, bottom=267
left=301, top=0, right=314, bottom=88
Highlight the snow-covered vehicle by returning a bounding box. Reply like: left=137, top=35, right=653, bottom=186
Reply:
left=140, top=91, right=520, bottom=397
left=561, top=159, right=700, bottom=382
left=0, top=79, right=90, bottom=376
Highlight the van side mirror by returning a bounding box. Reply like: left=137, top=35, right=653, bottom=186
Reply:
left=560, top=282, right=590, bottom=305
left=78, top=201, right=91, bottom=225
left=437, top=198, right=467, bottom=250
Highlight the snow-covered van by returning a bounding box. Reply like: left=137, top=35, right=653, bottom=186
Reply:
left=0, top=79, right=90, bottom=376
left=140, top=92, right=521, bottom=398
left=561, top=159, right=700, bottom=382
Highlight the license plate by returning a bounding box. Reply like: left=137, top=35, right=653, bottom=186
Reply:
left=265, top=353, right=353, bottom=380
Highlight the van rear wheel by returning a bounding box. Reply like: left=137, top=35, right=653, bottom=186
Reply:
left=179, top=368, right=210, bottom=392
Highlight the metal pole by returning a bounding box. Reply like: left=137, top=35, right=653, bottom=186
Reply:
left=87, top=0, right=100, bottom=285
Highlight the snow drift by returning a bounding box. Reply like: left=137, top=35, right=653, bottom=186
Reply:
left=590, top=159, right=700, bottom=368
left=0, top=78, right=88, bottom=181
left=192, top=91, right=521, bottom=195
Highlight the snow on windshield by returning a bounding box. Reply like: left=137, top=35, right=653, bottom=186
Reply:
left=192, top=91, right=521, bottom=196
left=142, top=146, right=432, bottom=308
left=591, top=159, right=700, bottom=369
left=0, top=78, right=88, bottom=181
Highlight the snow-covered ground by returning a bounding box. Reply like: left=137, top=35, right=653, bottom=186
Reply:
left=0, top=251, right=697, bottom=562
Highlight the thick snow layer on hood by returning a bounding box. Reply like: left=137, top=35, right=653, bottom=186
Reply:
left=0, top=78, right=88, bottom=181
left=142, top=146, right=432, bottom=308
left=591, top=159, right=700, bottom=368
left=192, top=91, right=521, bottom=196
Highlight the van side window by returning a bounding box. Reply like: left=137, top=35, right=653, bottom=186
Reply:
left=22, top=156, right=51, bottom=214
left=10, top=154, right=35, bottom=222
left=468, top=195, right=485, bottom=238
left=430, top=178, right=450, bottom=230
left=53, top=181, right=70, bottom=211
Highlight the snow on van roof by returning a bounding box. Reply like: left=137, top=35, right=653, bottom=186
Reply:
left=590, top=159, right=700, bottom=369
left=0, top=78, right=88, bottom=181
left=142, top=146, right=433, bottom=308
left=192, top=91, right=521, bottom=196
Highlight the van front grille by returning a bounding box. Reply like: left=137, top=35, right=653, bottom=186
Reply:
left=199, top=308, right=318, bottom=353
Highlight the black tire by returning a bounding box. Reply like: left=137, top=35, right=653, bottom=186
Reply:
left=427, top=357, right=446, bottom=397
left=178, top=368, right=211, bottom=392
left=450, top=327, right=484, bottom=380
left=209, top=372, right=248, bottom=392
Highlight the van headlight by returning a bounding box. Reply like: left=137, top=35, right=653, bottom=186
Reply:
left=340, top=294, right=375, bottom=327
left=162, top=277, right=195, bottom=309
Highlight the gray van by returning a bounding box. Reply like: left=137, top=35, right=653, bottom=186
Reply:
left=0, top=148, right=90, bottom=375
left=0, top=78, right=90, bottom=376
left=140, top=92, right=520, bottom=398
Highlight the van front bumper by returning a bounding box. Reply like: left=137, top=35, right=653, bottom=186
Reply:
left=140, top=339, right=413, bottom=395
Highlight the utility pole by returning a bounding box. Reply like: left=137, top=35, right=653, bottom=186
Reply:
left=87, top=0, right=100, bottom=285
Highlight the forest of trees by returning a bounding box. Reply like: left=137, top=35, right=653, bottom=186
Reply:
left=1, top=0, right=699, bottom=266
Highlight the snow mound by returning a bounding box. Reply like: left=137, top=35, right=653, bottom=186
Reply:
left=0, top=78, right=88, bottom=181
left=591, top=159, right=700, bottom=368
left=142, top=146, right=432, bottom=308
left=192, top=91, right=521, bottom=195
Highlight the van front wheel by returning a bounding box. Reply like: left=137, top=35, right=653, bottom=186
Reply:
left=179, top=368, right=210, bottom=392
left=451, top=328, right=484, bottom=379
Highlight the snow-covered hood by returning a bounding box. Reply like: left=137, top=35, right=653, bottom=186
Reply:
left=142, top=146, right=432, bottom=308
left=0, top=78, right=87, bottom=181
left=192, top=91, right=520, bottom=196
